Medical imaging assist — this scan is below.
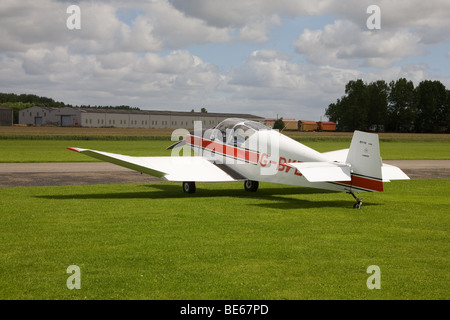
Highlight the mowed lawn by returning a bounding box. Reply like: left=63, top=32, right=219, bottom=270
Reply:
left=0, top=180, right=448, bottom=299
left=0, top=138, right=449, bottom=162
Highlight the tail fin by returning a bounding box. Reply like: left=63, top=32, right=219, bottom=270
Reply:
left=346, top=130, right=384, bottom=192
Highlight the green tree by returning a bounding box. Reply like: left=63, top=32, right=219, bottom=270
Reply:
left=367, top=80, right=389, bottom=131
left=387, top=78, right=416, bottom=132
left=414, top=80, right=447, bottom=132
left=273, top=118, right=285, bottom=130
left=325, top=101, right=340, bottom=125
left=446, top=90, right=450, bottom=132
left=339, top=79, right=369, bottom=131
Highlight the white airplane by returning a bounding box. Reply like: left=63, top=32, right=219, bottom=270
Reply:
left=68, top=118, right=409, bottom=208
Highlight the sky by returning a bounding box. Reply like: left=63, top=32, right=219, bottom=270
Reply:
left=1, top=0, right=449, bottom=121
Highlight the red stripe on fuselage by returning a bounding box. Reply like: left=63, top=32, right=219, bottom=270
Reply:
left=187, top=134, right=259, bottom=164
left=338, top=174, right=383, bottom=192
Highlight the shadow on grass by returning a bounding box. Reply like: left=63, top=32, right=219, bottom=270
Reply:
left=36, top=183, right=378, bottom=209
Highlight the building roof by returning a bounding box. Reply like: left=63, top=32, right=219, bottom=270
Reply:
left=26, top=106, right=60, bottom=111
left=20, top=106, right=264, bottom=120
left=299, top=120, right=318, bottom=124
left=318, top=121, right=336, bottom=125
left=77, top=107, right=264, bottom=119
left=264, top=118, right=296, bottom=121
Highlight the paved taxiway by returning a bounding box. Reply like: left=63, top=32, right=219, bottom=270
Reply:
left=0, top=160, right=449, bottom=188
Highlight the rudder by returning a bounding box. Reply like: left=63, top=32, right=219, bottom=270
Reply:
left=346, top=130, right=384, bottom=192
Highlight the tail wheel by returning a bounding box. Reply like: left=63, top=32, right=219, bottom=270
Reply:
left=244, top=180, right=259, bottom=192
left=182, top=181, right=196, bottom=194
left=353, top=199, right=363, bottom=209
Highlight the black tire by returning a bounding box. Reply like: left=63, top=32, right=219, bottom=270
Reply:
left=182, top=181, right=196, bottom=194
left=353, top=200, right=362, bottom=209
left=244, top=180, right=259, bottom=192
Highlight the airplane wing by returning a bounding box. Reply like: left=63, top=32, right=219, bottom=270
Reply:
left=67, top=147, right=245, bottom=182
left=282, top=162, right=351, bottom=182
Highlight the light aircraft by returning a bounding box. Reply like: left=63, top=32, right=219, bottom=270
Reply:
left=67, top=118, right=409, bottom=208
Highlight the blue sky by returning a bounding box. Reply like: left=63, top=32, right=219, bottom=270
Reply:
left=0, top=0, right=449, bottom=121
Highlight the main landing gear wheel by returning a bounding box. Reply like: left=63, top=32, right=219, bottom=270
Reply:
left=244, top=180, right=259, bottom=192
left=182, top=181, right=196, bottom=194
left=349, top=191, right=363, bottom=209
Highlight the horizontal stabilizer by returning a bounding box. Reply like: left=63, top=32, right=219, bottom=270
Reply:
left=382, top=164, right=410, bottom=181
left=283, top=162, right=351, bottom=182
left=322, top=149, right=349, bottom=163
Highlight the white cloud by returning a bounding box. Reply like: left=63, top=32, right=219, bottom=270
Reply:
left=236, top=15, right=281, bottom=44
left=0, top=0, right=449, bottom=121
left=222, top=50, right=363, bottom=118
left=168, top=0, right=330, bottom=28
left=143, top=0, right=231, bottom=49
left=294, top=20, right=423, bottom=68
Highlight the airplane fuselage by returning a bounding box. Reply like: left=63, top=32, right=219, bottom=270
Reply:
left=186, top=130, right=349, bottom=193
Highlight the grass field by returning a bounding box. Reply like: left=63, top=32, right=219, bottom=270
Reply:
left=0, top=180, right=448, bottom=299
left=2, top=126, right=449, bottom=142
left=1, top=136, right=449, bottom=163
left=0, top=127, right=448, bottom=300
left=1, top=126, right=449, bottom=162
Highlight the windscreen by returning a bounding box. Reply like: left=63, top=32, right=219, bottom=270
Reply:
left=215, top=118, right=270, bottom=134
left=214, top=118, right=270, bottom=146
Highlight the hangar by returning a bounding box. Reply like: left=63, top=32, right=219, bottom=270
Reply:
left=0, top=106, right=13, bottom=126
left=18, top=106, right=264, bottom=129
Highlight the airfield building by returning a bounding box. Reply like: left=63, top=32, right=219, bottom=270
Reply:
left=264, top=118, right=298, bottom=130
left=317, top=121, right=337, bottom=131
left=0, top=106, right=13, bottom=126
left=18, top=106, right=264, bottom=129
left=298, top=120, right=319, bottom=131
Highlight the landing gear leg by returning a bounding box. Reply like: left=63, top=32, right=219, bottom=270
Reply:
left=348, top=192, right=363, bottom=209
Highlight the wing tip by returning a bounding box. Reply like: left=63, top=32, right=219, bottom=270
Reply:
left=67, top=147, right=80, bottom=153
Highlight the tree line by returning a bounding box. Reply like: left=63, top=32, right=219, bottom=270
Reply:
left=325, top=79, right=450, bottom=133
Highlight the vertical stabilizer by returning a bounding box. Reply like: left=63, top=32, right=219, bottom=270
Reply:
left=346, top=131, right=384, bottom=192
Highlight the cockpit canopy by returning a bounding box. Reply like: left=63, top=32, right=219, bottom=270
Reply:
left=213, top=118, right=271, bottom=146
left=215, top=118, right=270, bottom=134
